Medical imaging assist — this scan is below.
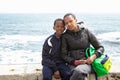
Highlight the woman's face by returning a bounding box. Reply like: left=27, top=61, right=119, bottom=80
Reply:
left=64, top=15, right=77, bottom=31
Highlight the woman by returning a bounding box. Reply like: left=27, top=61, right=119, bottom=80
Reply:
left=61, top=13, right=104, bottom=80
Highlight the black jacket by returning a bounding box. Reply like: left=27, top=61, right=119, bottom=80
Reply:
left=42, top=34, right=65, bottom=72
left=61, top=25, right=104, bottom=65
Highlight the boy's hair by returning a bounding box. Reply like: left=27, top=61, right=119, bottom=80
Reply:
left=54, top=18, right=65, bottom=26
left=63, top=13, right=76, bottom=20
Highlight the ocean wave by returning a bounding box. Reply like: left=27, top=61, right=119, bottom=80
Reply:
left=0, top=34, right=48, bottom=64
left=0, top=34, right=49, bottom=52
left=0, top=35, right=47, bottom=43
left=97, top=32, right=120, bottom=43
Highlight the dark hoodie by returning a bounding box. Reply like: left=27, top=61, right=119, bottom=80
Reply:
left=42, top=34, right=65, bottom=72
left=61, top=24, right=104, bottom=65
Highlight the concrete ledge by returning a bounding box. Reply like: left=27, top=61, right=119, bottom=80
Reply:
left=1, top=72, right=120, bottom=80
left=89, top=73, right=120, bottom=80
left=0, top=63, right=119, bottom=80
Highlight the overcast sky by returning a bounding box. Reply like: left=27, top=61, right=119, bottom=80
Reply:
left=0, top=0, right=120, bottom=14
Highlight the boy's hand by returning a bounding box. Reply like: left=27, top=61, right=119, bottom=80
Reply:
left=54, top=70, right=61, bottom=79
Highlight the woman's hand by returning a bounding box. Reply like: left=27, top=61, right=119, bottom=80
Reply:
left=86, top=54, right=97, bottom=64
left=78, top=59, right=87, bottom=64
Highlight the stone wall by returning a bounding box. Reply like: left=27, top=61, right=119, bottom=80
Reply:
left=0, top=72, right=120, bottom=80
left=0, top=63, right=119, bottom=80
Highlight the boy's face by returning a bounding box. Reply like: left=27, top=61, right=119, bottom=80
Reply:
left=54, top=20, right=65, bottom=36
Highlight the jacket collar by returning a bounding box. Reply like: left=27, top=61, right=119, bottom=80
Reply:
left=66, top=24, right=85, bottom=33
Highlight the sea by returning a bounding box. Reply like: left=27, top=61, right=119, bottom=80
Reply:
left=0, top=13, right=120, bottom=65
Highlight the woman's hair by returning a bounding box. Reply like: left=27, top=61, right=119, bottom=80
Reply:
left=54, top=18, right=65, bottom=26
left=63, top=13, right=76, bottom=20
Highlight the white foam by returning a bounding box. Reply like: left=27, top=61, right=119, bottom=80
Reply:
left=0, top=50, right=42, bottom=64
left=97, top=32, right=120, bottom=42
left=0, top=35, right=48, bottom=44
left=0, top=34, right=48, bottom=64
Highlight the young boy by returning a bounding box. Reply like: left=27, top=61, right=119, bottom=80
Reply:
left=42, top=18, right=71, bottom=80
